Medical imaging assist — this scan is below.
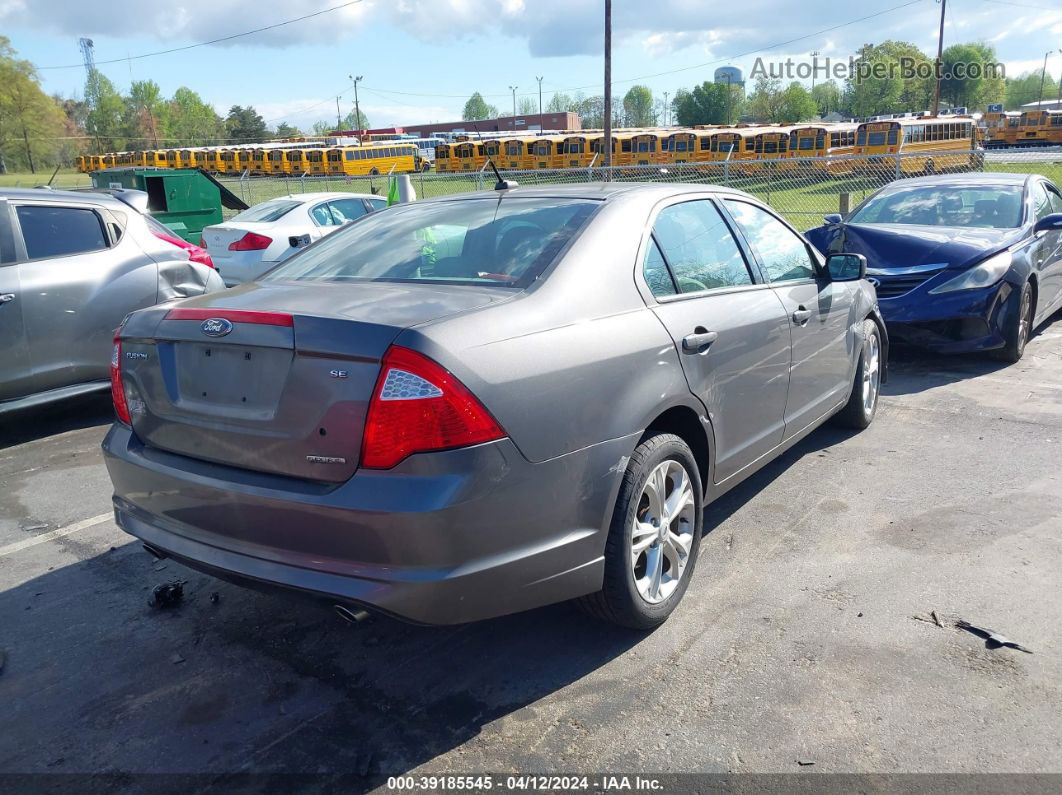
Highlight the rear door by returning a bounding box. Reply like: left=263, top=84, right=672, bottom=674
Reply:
left=642, top=197, right=791, bottom=483
left=0, top=199, right=32, bottom=402
left=12, top=201, right=158, bottom=392
left=723, top=198, right=854, bottom=439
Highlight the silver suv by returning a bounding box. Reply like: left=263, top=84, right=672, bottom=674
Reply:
left=0, top=188, right=224, bottom=414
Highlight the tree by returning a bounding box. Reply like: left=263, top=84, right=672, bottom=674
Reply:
left=341, top=108, right=370, bottom=130
left=874, top=41, right=934, bottom=112
left=941, top=42, right=1004, bottom=109
left=845, top=44, right=904, bottom=118
left=1005, top=71, right=1053, bottom=110
left=575, top=95, right=606, bottom=127
left=672, top=82, right=742, bottom=126
left=127, top=80, right=165, bottom=148
left=776, top=82, right=818, bottom=123
left=462, top=92, right=498, bottom=121
left=168, top=87, right=222, bottom=146
left=311, top=120, right=333, bottom=136
left=746, top=76, right=786, bottom=121
left=85, top=70, right=126, bottom=151
left=273, top=122, right=303, bottom=138
left=517, top=96, right=537, bottom=115
left=225, top=105, right=268, bottom=143
left=622, top=85, right=654, bottom=126
left=811, top=80, right=842, bottom=117
left=546, top=92, right=575, bottom=112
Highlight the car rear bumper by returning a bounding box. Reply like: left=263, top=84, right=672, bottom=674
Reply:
left=879, top=278, right=1014, bottom=353
left=102, top=424, right=633, bottom=624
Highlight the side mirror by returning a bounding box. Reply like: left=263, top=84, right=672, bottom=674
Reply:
left=823, top=213, right=843, bottom=225
left=825, top=253, right=867, bottom=282
left=1034, top=213, right=1062, bottom=234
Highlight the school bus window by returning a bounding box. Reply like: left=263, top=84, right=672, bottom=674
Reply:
left=700, top=137, right=710, bottom=151
left=621, top=139, right=632, bottom=152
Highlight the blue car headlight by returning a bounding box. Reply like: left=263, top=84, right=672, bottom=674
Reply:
left=928, top=251, right=1012, bottom=294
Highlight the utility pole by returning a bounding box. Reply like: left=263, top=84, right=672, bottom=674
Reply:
left=931, top=0, right=946, bottom=116
left=1037, top=50, right=1051, bottom=108
left=348, top=75, right=363, bottom=132
left=663, top=91, right=669, bottom=126
left=603, top=0, right=612, bottom=169
left=536, top=76, right=544, bottom=115
left=810, top=51, right=819, bottom=92
left=1057, top=50, right=1062, bottom=106
left=336, top=96, right=342, bottom=130
left=509, top=85, right=518, bottom=119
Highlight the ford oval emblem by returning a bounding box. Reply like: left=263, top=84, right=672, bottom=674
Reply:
left=200, top=317, right=233, bottom=337
left=867, top=277, right=880, bottom=288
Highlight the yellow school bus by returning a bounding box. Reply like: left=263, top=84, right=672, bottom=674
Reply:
left=142, top=150, right=166, bottom=168
left=558, top=135, right=594, bottom=168
left=284, top=148, right=308, bottom=175
left=245, top=148, right=268, bottom=175
left=701, top=130, right=742, bottom=162
left=176, top=149, right=198, bottom=169
left=787, top=123, right=858, bottom=175
left=1008, top=110, right=1062, bottom=147
left=855, top=116, right=978, bottom=174
left=982, top=110, right=1019, bottom=147
left=163, top=150, right=179, bottom=169
left=450, top=141, right=482, bottom=172
left=525, top=136, right=559, bottom=169
left=660, top=131, right=698, bottom=164
left=265, top=149, right=287, bottom=174
left=330, top=142, right=422, bottom=176
left=478, top=138, right=503, bottom=168
left=303, top=148, right=328, bottom=175
left=434, top=143, right=454, bottom=172
left=501, top=138, right=530, bottom=170
left=75, top=155, right=89, bottom=173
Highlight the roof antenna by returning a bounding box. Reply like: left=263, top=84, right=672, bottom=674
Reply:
left=488, top=159, right=518, bottom=191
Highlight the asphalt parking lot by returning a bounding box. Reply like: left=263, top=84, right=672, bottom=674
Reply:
left=2, top=320, right=1061, bottom=788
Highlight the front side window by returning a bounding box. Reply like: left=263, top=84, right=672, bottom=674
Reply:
left=1030, top=181, right=1053, bottom=221
left=725, top=200, right=815, bottom=283
left=652, top=201, right=752, bottom=293
left=264, top=198, right=598, bottom=288
left=16, top=205, right=108, bottom=260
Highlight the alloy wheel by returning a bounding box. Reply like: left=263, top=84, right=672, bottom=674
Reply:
left=630, top=459, right=696, bottom=604
left=862, top=330, right=881, bottom=415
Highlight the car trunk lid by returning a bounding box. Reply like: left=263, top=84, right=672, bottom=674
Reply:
left=118, top=281, right=509, bottom=481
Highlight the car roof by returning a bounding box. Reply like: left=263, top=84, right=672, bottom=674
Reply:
left=420, top=181, right=759, bottom=204
left=0, top=187, right=137, bottom=207
left=885, top=172, right=1033, bottom=189
left=264, top=192, right=381, bottom=203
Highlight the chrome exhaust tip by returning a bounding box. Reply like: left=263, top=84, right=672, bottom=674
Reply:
left=334, top=604, right=370, bottom=624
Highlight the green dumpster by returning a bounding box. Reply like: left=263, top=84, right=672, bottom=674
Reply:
left=91, top=167, right=248, bottom=243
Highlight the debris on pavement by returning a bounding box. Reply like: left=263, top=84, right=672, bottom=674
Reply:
left=170, top=652, right=186, bottom=665
left=796, top=759, right=815, bottom=766
left=209, top=592, right=220, bottom=605
left=152, top=562, right=168, bottom=572
left=956, top=620, right=1033, bottom=654
left=912, top=610, right=944, bottom=628
left=149, top=581, right=185, bottom=610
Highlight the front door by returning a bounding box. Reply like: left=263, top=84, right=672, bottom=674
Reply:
left=722, top=199, right=855, bottom=438
left=641, top=198, right=791, bottom=483
left=1030, top=180, right=1062, bottom=317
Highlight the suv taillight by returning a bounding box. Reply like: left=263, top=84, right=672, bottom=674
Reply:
left=361, top=346, right=505, bottom=469
left=111, top=335, right=131, bottom=425
left=228, top=232, right=272, bottom=251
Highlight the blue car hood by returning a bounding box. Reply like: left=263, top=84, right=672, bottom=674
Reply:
left=805, top=223, right=1025, bottom=271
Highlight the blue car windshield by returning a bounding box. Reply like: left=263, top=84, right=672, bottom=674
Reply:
left=849, top=185, right=1024, bottom=229
left=263, top=197, right=599, bottom=288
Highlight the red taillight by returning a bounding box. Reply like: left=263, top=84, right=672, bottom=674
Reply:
left=164, top=308, right=293, bottom=326
left=361, top=346, right=505, bottom=469
left=189, top=248, right=216, bottom=269
left=228, top=232, right=272, bottom=251
left=110, top=335, right=131, bottom=425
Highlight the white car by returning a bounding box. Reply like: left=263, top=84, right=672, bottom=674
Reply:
left=202, top=192, right=387, bottom=286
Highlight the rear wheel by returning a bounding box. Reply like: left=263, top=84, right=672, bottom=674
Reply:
left=578, top=433, right=703, bottom=630
left=991, top=280, right=1033, bottom=363
left=835, top=319, right=882, bottom=429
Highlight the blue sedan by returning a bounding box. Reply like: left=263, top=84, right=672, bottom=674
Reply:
left=806, top=173, right=1062, bottom=362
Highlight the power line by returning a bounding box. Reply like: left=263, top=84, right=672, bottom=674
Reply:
left=37, top=0, right=365, bottom=70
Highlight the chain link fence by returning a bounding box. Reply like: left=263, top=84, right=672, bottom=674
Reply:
left=21, top=147, right=1062, bottom=231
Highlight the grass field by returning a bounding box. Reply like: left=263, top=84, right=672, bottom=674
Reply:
left=0, top=170, right=91, bottom=188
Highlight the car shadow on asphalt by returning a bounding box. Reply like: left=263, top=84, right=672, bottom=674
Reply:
left=881, top=345, right=1013, bottom=396
left=0, top=393, right=114, bottom=450
left=0, top=538, right=648, bottom=789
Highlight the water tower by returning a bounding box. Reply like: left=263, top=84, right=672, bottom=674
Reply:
left=714, top=66, right=744, bottom=88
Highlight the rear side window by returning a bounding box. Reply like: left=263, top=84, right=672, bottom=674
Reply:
left=328, top=199, right=368, bottom=223
left=651, top=200, right=752, bottom=293
left=643, top=238, right=676, bottom=297
left=16, top=205, right=108, bottom=260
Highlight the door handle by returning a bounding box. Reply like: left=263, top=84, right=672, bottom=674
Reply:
left=792, top=307, right=811, bottom=325
left=682, top=329, right=718, bottom=353
left=0, top=294, right=14, bottom=304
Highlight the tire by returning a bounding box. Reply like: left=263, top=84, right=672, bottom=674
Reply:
left=578, top=432, right=703, bottom=630
left=834, top=319, right=883, bottom=429
left=991, top=280, right=1034, bottom=364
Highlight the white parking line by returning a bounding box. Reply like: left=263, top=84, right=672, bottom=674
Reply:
left=0, top=512, right=114, bottom=558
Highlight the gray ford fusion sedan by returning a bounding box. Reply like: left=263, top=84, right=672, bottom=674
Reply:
left=103, top=183, right=886, bottom=629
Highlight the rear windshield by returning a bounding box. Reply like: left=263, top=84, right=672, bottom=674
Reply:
left=849, top=185, right=1024, bottom=229
left=263, top=197, right=599, bottom=288
left=231, top=199, right=301, bottom=223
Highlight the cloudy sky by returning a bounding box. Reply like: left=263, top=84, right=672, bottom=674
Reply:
left=3, top=0, right=1060, bottom=130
